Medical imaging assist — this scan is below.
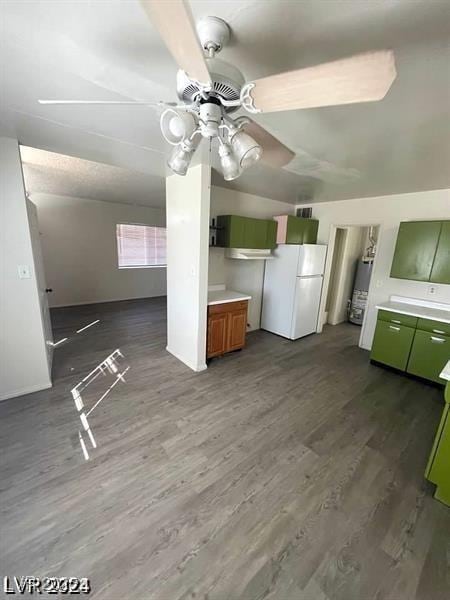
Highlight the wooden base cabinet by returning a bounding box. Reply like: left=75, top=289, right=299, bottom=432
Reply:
left=207, top=301, right=248, bottom=359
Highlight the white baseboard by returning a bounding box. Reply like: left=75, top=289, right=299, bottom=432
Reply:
left=0, top=381, right=52, bottom=402
left=166, top=346, right=207, bottom=372
left=51, top=294, right=167, bottom=308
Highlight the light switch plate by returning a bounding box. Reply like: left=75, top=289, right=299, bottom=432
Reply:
left=18, top=265, right=31, bottom=279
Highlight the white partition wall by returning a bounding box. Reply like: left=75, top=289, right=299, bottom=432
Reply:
left=166, top=161, right=211, bottom=372
left=0, top=137, right=52, bottom=400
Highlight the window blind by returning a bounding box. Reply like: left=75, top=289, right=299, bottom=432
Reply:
left=116, top=224, right=166, bottom=268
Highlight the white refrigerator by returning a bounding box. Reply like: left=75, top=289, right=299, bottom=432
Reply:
left=261, top=244, right=327, bottom=340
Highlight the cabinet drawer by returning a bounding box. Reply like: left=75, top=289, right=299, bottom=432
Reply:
left=370, top=320, right=415, bottom=371
left=208, top=300, right=248, bottom=315
left=416, top=318, right=450, bottom=337
left=407, top=330, right=449, bottom=384
left=378, top=310, right=418, bottom=328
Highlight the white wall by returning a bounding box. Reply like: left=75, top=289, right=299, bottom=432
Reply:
left=31, top=193, right=166, bottom=307
left=0, top=137, right=51, bottom=400
left=298, top=189, right=450, bottom=350
left=166, top=162, right=210, bottom=372
left=210, top=186, right=295, bottom=330
left=327, top=226, right=366, bottom=325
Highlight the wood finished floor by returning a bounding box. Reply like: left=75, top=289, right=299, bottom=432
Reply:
left=1, top=297, right=449, bottom=600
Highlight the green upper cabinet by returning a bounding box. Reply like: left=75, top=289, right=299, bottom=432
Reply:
left=430, top=221, right=450, bottom=284
left=215, top=215, right=277, bottom=249
left=278, top=215, right=319, bottom=244
left=266, top=220, right=277, bottom=249
left=391, top=221, right=449, bottom=283
left=216, top=215, right=246, bottom=248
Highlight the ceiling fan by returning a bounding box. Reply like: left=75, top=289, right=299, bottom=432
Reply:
left=39, top=0, right=397, bottom=181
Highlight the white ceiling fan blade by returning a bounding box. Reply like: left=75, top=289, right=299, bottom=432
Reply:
left=38, top=100, right=172, bottom=106
left=242, top=119, right=295, bottom=168
left=248, top=50, right=396, bottom=113
left=140, top=0, right=211, bottom=86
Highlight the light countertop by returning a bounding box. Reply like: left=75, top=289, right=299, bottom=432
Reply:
left=376, top=297, right=450, bottom=324
left=440, top=361, right=450, bottom=382
left=207, top=289, right=252, bottom=306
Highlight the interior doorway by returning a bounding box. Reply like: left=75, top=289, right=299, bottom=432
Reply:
left=322, top=224, right=380, bottom=345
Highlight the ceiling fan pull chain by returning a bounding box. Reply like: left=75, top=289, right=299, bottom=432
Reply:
left=240, top=83, right=261, bottom=114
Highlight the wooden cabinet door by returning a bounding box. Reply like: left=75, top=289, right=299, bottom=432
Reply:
left=207, top=312, right=229, bottom=358
left=430, top=221, right=450, bottom=284
left=390, top=221, right=442, bottom=281
left=227, top=308, right=247, bottom=352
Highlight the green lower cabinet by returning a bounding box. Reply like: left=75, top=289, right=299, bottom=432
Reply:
left=407, top=330, right=449, bottom=384
left=370, top=320, right=415, bottom=371
left=425, top=385, right=450, bottom=507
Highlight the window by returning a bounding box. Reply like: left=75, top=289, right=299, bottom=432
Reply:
left=116, top=224, right=166, bottom=268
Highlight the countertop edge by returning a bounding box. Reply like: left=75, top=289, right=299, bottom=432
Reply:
left=375, top=302, right=450, bottom=324
left=208, top=295, right=252, bottom=306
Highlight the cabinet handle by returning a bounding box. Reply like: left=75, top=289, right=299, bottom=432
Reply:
left=389, top=325, right=400, bottom=331
left=391, top=319, right=401, bottom=324
left=432, top=329, right=445, bottom=335
left=430, top=336, right=446, bottom=343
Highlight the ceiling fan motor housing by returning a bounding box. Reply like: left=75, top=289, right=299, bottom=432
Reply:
left=176, top=57, right=245, bottom=112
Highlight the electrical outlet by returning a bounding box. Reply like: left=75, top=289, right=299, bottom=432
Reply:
left=17, top=265, right=30, bottom=279
left=427, top=285, right=437, bottom=296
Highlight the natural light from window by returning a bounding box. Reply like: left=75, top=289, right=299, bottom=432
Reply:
left=116, top=223, right=166, bottom=268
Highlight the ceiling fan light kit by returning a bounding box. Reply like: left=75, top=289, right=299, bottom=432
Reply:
left=39, top=1, right=397, bottom=182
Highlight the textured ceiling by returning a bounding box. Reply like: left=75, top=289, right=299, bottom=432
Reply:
left=20, top=146, right=165, bottom=208
left=1, top=0, right=450, bottom=205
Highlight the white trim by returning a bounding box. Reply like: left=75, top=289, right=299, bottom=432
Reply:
left=50, top=294, right=166, bottom=308
left=0, top=381, right=52, bottom=402
left=166, top=346, right=208, bottom=373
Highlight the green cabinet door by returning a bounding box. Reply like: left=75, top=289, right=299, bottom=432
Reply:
left=303, top=219, right=319, bottom=244
left=406, top=330, right=449, bottom=384
left=390, top=221, right=442, bottom=281
left=215, top=215, right=277, bottom=249
left=252, top=219, right=269, bottom=249
left=286, top=216, right=303, bottom=244
left=216, top=215, right=246, bottom=247
left=427, top=402, right=450, bottom=507
left=286, top=216, right=319, bottom=244
left=370, top=320, right=415, bottom=370
left=430, top=221, right=450, bottom=284
left=266, top=220, right=277, bottom=249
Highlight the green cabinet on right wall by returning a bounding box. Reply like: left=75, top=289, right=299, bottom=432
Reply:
left=430, top=221, right=450, bottom=284
left=390, top=221, right=442, bottom=281
left=425, top=381, right=450, bottom=507
left=390, top=220, right=450, bottom=284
